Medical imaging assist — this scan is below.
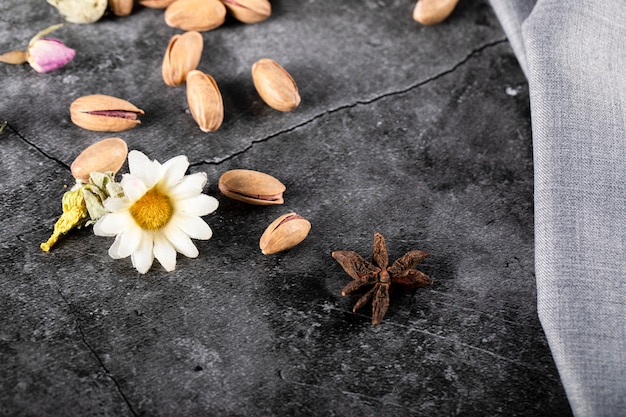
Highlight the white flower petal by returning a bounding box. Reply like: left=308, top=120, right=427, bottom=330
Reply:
left=144, top=160, right=164, bottom=188
left=128, top=151, right=163, bottom=188
left=116, top=226, right=142, bottom=258
left=177, top=194, right=219, bottom=217
left=93, top=218, right=110, bottom=237
left=131, top=233, right=154, bottom=274
left=102, top=196, right=129, bottom=213
left=173, top=214, right=213, bottom=240
left=161, top=155, right=189, bottom=190
left=108, top=234, right=125, bottom=259
left=121, top=175, right=148, bottom=202
left=164, top=223, right=199, bottom=258
left=127, top=150, right=152, bottom=182
left=169, top=172, right=207, bottom=199
left=153, top=233, right=177, bottom=272
left=94, top=212, right=132, bottom=236
left=93, top=151, right=215, bottom=274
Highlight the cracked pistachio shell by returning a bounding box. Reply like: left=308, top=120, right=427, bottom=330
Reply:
left=186, top=70, right=224, bottom=132
left=70, top=137, right=128, bottom=183
left=260, top=213, right=311, bottom=255
left=413, top=0, right=459, bottom=25
left=221, top=0, right=271, bottom=23
left=108, top=0, right=133, bottom=16
left=47, top=0, right=107, bottom=23
left=70, top=94, right=144, bottom=132
left=139, top=0, right=177, bottom=8
left=165, top=0, right=227, bottom=32
left=162, top=31, right=203, bottom=87
left=252, top=58, right=301, bottom=112
left=218, top=169, right=285, bottom=205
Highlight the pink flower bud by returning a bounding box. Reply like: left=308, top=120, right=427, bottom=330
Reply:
left=26, top=38, right=75, bottom=73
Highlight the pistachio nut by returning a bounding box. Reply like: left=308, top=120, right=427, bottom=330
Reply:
left=218, top=169, right=285, bottom=205
left=260, top=213, right=311, bottom=255
left=70, top=137, right=128, bottom=183
left=162, top=31, right=203, bottom=87
left=70, top=94, right=144, bottom=132
left=413, top=0, right=459, bottom=26
left=164, top=0, right=227, bottom=32
left=251, top=58, right=301, bottom=112
left=186, top=70, right=224, bottom=132
left=139, top=0, right=177, bottom=8
left=108, top=0, right=133, bottom=16
left=221, top=0, right=271, bottom=24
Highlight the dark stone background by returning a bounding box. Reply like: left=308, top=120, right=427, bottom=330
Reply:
left=0, top=1, right=572, bottom=416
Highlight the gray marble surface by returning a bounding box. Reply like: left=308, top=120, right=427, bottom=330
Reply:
left=0, top=1, right=572, bottom=416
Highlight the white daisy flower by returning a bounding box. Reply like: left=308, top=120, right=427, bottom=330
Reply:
left=93, top=150, right=218, bottom=274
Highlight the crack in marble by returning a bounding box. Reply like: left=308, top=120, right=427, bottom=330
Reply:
left=4, top=122, right=70, bottom=171
left=55, top=288, right=139, bottom=417
left=193, top=37, right=509, bottom=168
left=6, top=38, right=508, bottom=172
left=342, top=38, right=509, bottom=110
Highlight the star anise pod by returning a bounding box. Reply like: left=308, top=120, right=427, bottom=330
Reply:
left=332, top=232, right=433, bottom=326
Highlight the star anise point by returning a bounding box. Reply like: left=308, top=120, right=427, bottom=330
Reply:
left=332, top=232, right=432, bottom=326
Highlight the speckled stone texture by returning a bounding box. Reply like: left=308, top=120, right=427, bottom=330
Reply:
left=0, top=1, right=572, bottom=416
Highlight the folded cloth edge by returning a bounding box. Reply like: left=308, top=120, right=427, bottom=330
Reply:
left=489, top=1, right=626, bottom=416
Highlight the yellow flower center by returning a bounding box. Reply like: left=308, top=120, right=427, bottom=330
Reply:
left=129, top=188, right=173, bottom=230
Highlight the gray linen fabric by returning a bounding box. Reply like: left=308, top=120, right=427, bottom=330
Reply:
left=489, top=1, right=626, bottom=416
left=488, top=0, right=536, bottom=76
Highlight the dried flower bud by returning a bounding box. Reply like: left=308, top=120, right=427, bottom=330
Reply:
left=40, top=171, right=123, bottom=252
left=260, top=213, right=311, bottom=255
left=1, top=24, right=75, bottom=73
left=47, top=0, right=108, bottom=23
left=27, top=38, right=75, bottom=73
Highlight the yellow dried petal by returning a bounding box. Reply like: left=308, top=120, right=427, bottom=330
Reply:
left=40, top=186, right=88, bottom=252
